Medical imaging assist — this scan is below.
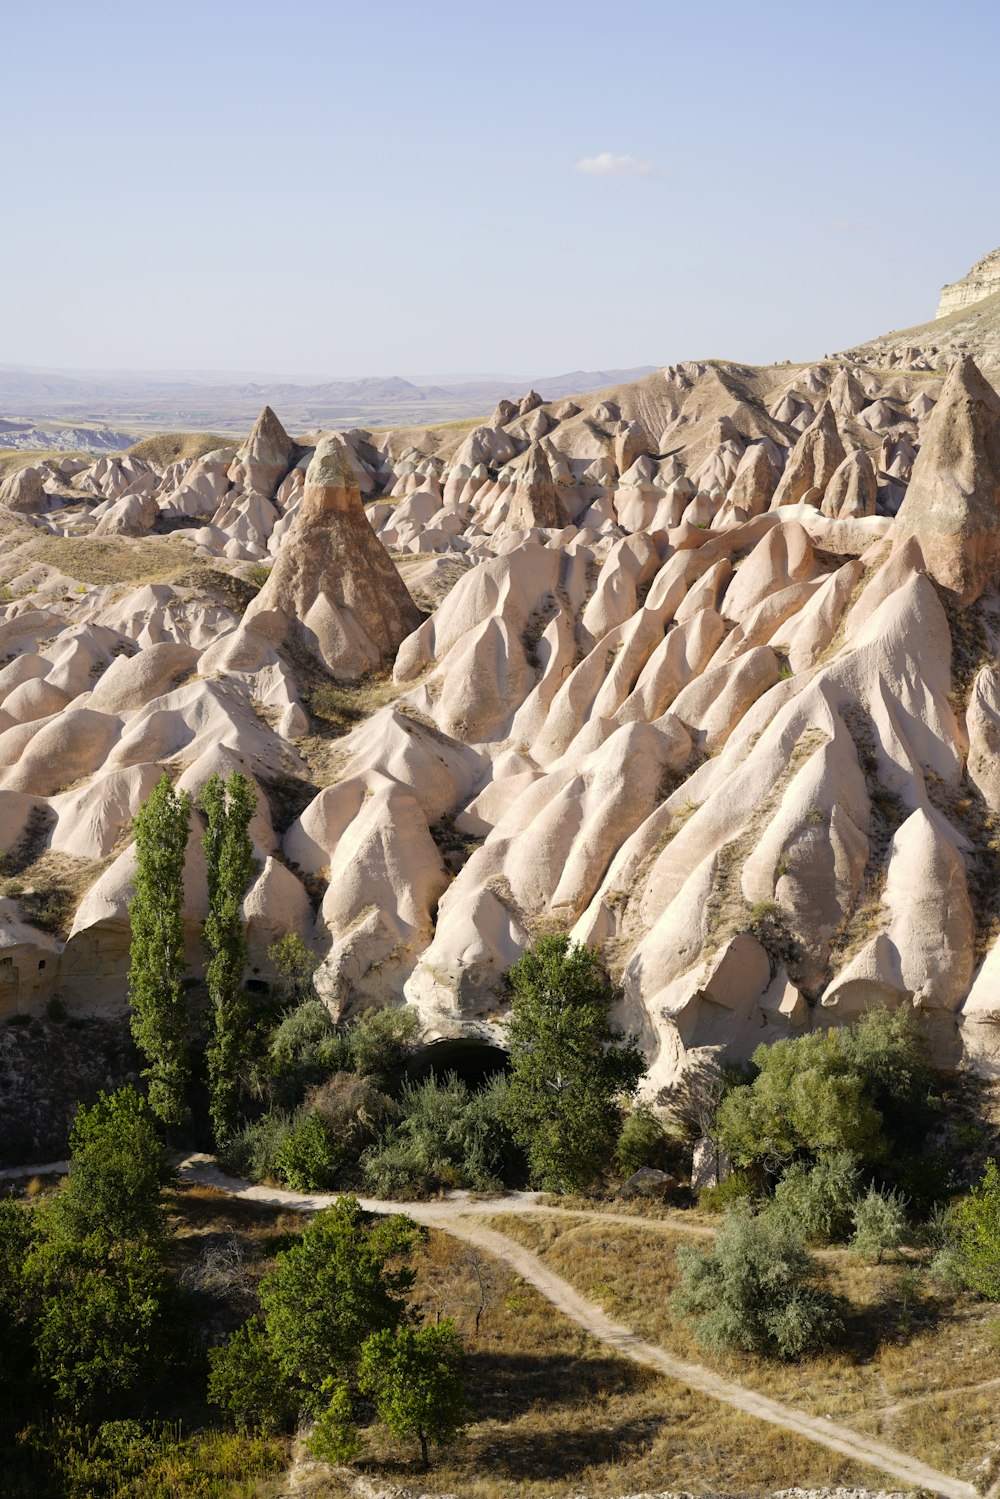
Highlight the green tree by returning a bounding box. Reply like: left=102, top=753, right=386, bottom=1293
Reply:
left=52, top=1087, right=170, bottom=1246
left=715, top=1029, right=884, bottom=1171
left=358, top=1321, right=466, bottom=1467
left=259, top=1196, right=421, bottom=1410
left=615, top=1102, right=673, bottom=1178
left=25, top=1234, right=168, bottom=1418
left=207, top=1318, right=296, bottom=1432
left=501, top=936, right=645, bottom=1191
left=202, top=770, right=258, bottom=1145
left=0, top=1200, right=35, bottom=1424
left=672, top=1205, right=841, bottom=1359
left=950, top=1159, right=1000, bottom=1299
left=128, top=771, right=192, bottom=1132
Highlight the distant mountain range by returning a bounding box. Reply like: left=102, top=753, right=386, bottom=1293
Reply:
left=0, top=363, right=658, bottom=437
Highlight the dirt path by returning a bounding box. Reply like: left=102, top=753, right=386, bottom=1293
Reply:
left=178, top=1155, right=978, bottom=1499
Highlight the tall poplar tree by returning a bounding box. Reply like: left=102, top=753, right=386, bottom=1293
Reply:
left=202, top=770, right=257, bottom=1146
left=128, top=772, right=192, bottom=1132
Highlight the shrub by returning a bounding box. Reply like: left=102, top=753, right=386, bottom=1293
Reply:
left=273, top=1110, right=341, bottom=1192
left=672, top=1206, right=841, bottom=1359
left=307, top=1071, right=395, bottom=1159
left=344, top=1006, right=418, bottom=1090
left=267, top=934, right=319, bottom=1007
left=221, top=1111, right=296, bottom=1183
left=358, top=1320, right=466, bottom=1467
left=716, top=1030, right=883, bottom=1171
left=259, top=1197, right=421, bottom=1411
left=850, top=1186, right=909, bottom=1263
left=615, top=1102, right=674, bottom=1178
left=207, top=1319, right=296, bottom=1432
left=362, top=1072, right=517, bottom=1198
left=698, top=1167, right=758, bottom=1214
left=53, top=1088, right=170, bottom=1246
left=265, top=1001, right=344, bottom=1110
left=767, top=1152, right=860, bottom=1242
left=949, top=1158, right=1000, bottom=1299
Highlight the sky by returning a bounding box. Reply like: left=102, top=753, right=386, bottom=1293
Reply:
left=5, top=0, right=1000, bottom=379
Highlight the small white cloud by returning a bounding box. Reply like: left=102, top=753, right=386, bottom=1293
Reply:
left=574, top=152, right=653, bottom=177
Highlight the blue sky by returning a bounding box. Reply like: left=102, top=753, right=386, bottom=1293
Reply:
left=4, top=0, right=1000, bottom=377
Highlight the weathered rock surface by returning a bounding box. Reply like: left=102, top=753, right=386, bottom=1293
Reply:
left=244, top=435, right=423, bottom=679
left=894, top=354, right=1000, bottom=602
left=3, top=319, right=1000, bottom=1090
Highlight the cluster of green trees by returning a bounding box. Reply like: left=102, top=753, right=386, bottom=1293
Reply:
left=222, top=933, right=659, bottom=1200
left=128, top=769, right=257, bottom=1147
left=673, top=1009, right=1000, bottom=1359
left=1, top=1090, right=180, bottom=1488
left=0, top=1086, right=467, bottom=1488
left=208, top=1197, right=465, bottom=1466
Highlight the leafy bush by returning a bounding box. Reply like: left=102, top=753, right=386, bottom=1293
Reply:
left=307, top=1071, right=395, bottom=1157
left=343, top=1006, right=418, bottom=1089
left=673, top=1206, right=841, bottom=1359
left=948, top=1158, right=1000, bottom=1299
left=850, top=1186, right=909, bottom=1263
left=615, top=1102, right=674, bottom=1178
left=273, top=1109, right=341, bottom=1192
left=362, top=1072, right=517, bottom=1198
left=267, top=933, right=319, bottom=1007
left=716, top=1030, right=883, bottom=1170
left=715, top=1010, right=941, bottom=1186
left=698, top=1167, right=758, bottom=1214
left=264, top=1001, right=343, bottom=1111
left=221, top=1110, right=296, bottom=1183
left=767, top=1152, right=860, bottom=1242
left=207, top=1319, right=296, bottom=1432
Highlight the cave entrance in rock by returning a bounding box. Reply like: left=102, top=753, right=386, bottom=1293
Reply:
left=404, top=1038, right=509, bottom=1088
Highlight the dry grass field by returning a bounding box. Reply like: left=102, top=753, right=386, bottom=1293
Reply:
left=164, top=1185, right=891, bottom=1496
left=125, top=432, right=232, bottom=465
left=483, top=1210, right=1000, bottom=1492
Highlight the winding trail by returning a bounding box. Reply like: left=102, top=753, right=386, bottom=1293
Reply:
left=177, top=1155, right=978, bottom=1499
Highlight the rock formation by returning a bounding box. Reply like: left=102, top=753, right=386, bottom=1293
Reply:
left=894, top=354, right=1000, bottom=601
left=228, top=405, right=295, bottom=496
left=243, top=434, right=423, bottom=678
left=937, top=246, right=1000, bottom=318
left=5, top=292, right=1000, bottom=1092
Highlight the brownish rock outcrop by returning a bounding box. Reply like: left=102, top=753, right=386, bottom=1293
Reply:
left=502, top=442, right=568, bottom=531
left=821, top=448, right=878, bottom=519
left=244, top=435, right=422, bottom=678
left=770, top=399, right=846, bottom=508
left=0, top=466, right=48, bottom=514
left=894, top=355, right=1000, bottom=602
left=228, top=405, right=296, bottom=496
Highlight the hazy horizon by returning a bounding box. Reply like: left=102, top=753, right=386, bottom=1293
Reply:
left=5, top=0, right=1000, bottom=376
